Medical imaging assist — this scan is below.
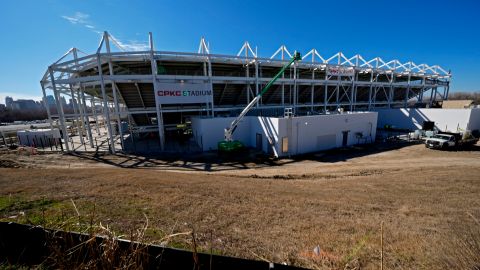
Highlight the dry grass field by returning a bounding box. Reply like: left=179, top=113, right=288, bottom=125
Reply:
left=1, top=143, right=479, bottom=269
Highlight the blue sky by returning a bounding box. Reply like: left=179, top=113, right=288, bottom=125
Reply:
left=0, top=0, right=479, bottom=103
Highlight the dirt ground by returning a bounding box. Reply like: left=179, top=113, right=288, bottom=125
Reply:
left=1, top=142, right=479, bottom=269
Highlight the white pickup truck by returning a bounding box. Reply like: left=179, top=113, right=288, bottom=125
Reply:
left=425, top=132, right=478, bottom=150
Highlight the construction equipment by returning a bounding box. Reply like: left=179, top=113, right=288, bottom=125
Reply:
left=425, top=131, right=478, bottom=150
left=218, top=51, right=302, bottom=152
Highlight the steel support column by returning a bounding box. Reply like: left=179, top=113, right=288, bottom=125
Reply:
left=350, top=73, right=356, bottom=111
left=207, top=56, right=214, bottom=117
left=69, top=86, right=84, bottom=147
left=255, top=61, right=259, bottom=109
left=404, top=73, right=411, bottom=108
left=388, top=73, right=394, bottom=109
left=419, top=77, right=426, bottom=103
left=96, top=54, right=116, bottom=153
left=48, top=67, right=70, bottom=152
left=105, top=33, right=124, bottom=151
left=90, top=98, right=100, bottom=135
left=149, top=32, right=165, bottom=150
left=324, top=72, right=328, bottom=113
left=80, top=86, right=95, bottom=148
left=293, top=63, right=297, bottom=114
left=311, top=68, right=314, bottom=112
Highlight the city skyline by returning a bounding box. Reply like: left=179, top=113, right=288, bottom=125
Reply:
left=2, top=94, right=66, bottom=108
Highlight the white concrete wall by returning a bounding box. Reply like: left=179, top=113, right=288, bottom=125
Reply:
left=249, top=117, right=280, bottom=156
left=275, top=112, right=377, bottom=157
left=468, top=108, right=480, bottom=131
left=191, top=117, right=251, bottom=151
left=375, top=108, right=480, bottom=132
left=192, top=112, right=377, bottom=157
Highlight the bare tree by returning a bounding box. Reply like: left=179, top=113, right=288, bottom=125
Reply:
left=448, top=91, right=480, bottom=103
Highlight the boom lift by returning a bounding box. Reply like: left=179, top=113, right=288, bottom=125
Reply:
left=218, top=52, right=302, bottom=152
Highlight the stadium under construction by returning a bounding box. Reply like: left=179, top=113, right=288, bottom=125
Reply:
left=39, top=32, right=452, bottom=155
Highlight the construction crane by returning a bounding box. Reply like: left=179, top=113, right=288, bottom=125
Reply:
left=218, top=51, right=302, bottom=152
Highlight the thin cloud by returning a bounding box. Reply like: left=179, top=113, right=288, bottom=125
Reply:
left=61, top=12, right=90, bottom=25
left=109, top=34, right=150, bottom=51
left=61, top=12, right=149, bottom=51
left=61, top=12, right=98, bottom=34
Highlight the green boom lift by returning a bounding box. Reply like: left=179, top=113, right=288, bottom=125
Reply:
left=218, top=51, right=302, bottom=152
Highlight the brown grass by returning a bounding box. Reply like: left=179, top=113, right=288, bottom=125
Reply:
left=1, top=144, right=480, bottom=269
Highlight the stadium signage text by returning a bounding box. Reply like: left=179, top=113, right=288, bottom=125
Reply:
left=327, top=66, right=355, bottom=77
left=155, top=82, right=212, bottom=105
left=157, top=90, right=212, bottom=97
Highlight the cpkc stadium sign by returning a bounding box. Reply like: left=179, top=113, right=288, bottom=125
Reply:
left=155, top=83, right=212, bottom=104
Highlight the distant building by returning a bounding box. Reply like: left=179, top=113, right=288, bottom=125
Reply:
left=68, top=98, right=76, bottom=109
left=61, top=96, right=67, bottom=106
left=11, top=99, right=39, bottom=110
left=44, top=95, right=56, bottom=108
left=5, top=96, right=13, bottom=109
left=0, top=104, right=6, bottom=110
